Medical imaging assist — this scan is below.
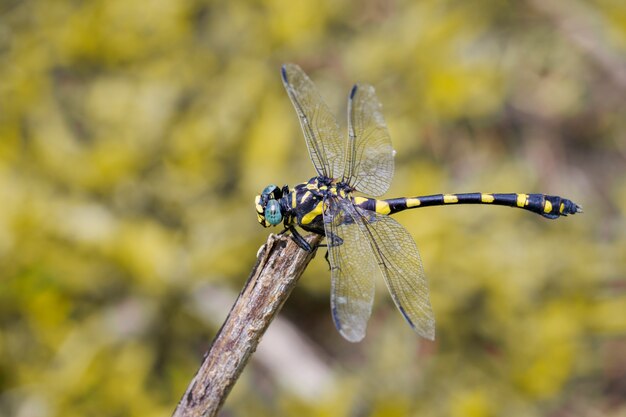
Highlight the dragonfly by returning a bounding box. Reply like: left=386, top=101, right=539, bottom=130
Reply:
left=254, top=63, right=582, bottom=343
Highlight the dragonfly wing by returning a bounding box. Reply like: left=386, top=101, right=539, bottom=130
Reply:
left=323, top=196, right=378, bottom=342
left=344, top=83, right=394, bottom=197
left=361, top=212, right=435, bottom=340
left=281, top=64, right=344, bottom=179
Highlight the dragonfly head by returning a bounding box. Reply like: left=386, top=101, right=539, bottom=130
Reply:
left=255, top=184, right=285, bottom=227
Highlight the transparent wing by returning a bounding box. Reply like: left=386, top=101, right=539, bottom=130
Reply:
left=344, top=83, right=394, bottom=197
left=281, top=64, right=344, bottom=179
left=323, top=196, right=378, bottom=342
left=361, top=211, right=435, bottom=340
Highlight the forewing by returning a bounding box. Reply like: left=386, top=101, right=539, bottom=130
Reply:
left=323, top=196, right=378, bottom=342
left=281, top=64, right=344, bottom=179
left=344, top=84, right=394, bottom=197
left=361, top=212, right=435, bottom=340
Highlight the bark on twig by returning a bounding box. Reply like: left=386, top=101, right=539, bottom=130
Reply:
left=172, top=233, right=323, bottom=417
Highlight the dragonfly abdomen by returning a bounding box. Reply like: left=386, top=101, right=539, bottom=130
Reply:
left=353, top=193, right=582, bottom=219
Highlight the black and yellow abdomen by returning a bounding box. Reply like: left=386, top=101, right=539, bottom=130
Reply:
left=353, top=192, right=581, bottom=219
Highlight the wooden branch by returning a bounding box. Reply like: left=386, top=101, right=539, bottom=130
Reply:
left=172, top=232, right=323, bottom=417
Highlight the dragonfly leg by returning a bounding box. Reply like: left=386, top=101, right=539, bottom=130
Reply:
left=319, top=233, right=343, bottom=270
left=287, top=226, right=313, bottom=252
left=325, top=232, right=343, bottom=248
left=324, top=248, right=331, bottom=270
left=311, top=242, right=332, bottom=270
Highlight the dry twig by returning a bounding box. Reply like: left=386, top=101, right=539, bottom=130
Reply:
left=172, top=232, right=323, bottom=417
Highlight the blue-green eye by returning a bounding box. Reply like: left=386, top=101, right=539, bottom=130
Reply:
left=262, top=185, right=278, bottom=198
left=265, top=200, right=282, bottom=226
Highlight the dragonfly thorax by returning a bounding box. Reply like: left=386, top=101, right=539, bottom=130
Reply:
left=254, top=176, right=353, bottom=231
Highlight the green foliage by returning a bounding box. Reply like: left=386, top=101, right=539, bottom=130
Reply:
left=1, top=0, right=625, bottom=416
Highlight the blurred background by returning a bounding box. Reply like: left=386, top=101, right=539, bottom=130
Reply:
left=1, top=0, right=625, bottom=416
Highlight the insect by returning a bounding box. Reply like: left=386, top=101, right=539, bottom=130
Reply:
left=255, top=63, right=582, bottom=342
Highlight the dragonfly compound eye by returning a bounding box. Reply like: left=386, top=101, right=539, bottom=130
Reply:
left=262, top=184, right=281, bottom=200
left=264, top=200, right=283, bottom=226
